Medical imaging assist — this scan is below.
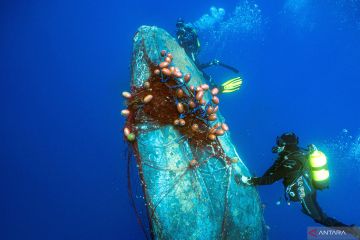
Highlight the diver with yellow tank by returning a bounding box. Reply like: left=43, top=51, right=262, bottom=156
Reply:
left=175, top=18, right=242, bottom=94
left=238, top=132, right=360, bottom=239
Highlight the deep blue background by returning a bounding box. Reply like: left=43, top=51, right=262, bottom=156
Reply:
left=1, top=0, right=359, bottom=239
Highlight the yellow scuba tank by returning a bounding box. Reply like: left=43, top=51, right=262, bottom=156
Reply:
left=308, top=144, right=330, bottom=190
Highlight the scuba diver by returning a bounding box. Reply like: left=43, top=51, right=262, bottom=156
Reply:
left=238, top=132, right=360, bottom=239
left=175, top=18, right=242, bottom=94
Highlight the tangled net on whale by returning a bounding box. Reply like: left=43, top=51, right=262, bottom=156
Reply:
left=122, top=49, right=253, bottom=239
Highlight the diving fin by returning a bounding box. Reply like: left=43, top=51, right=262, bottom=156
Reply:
left=220, top=77, right=243, bottom=93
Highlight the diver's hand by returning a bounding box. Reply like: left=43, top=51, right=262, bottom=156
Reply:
left=234, top=175, right=252, bottom=185
left=241, top=176, right=252, bottom=185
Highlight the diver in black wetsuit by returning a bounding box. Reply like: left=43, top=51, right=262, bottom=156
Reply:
left=238, top=132, right=360, bottom=239
left=176, top=18, right=201, bottom=64
left=175, top=18, right=242, bottom=93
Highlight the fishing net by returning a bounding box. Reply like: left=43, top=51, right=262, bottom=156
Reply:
left=122, top=26, right=266, bottom=240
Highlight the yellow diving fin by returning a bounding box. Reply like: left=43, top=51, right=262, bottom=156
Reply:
left=221, top=77, right=243, bottom=93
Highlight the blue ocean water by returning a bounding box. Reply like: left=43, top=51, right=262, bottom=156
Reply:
left=1, top=0, right=359, bottom=239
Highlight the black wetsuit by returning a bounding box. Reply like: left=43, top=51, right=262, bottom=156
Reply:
left=176, top=25, right=219, bottom=87
left=250, top=147, right=348, bottom=228
left=176, top=25, right=200, bottom=63
left=176, top=25, right=239, bottom=89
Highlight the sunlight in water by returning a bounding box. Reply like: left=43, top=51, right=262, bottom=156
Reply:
left=322, top=129, right=360, bottom=182
left=282, top=0, right=360, bottom=31
left=191, top=0, right=263, bottom=56
left=284, top=0, right=309, bottom=13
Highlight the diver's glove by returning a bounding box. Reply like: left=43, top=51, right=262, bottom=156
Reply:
left=234, top=175, right=253, bottom=186
left=241, top=176, right=253, bottom=185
